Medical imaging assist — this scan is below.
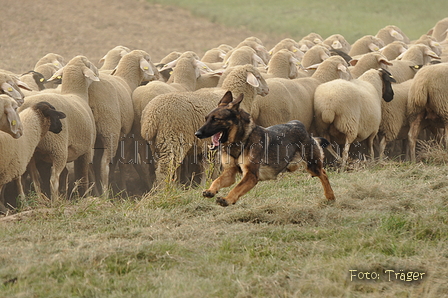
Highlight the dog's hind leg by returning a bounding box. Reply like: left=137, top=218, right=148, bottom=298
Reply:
left=306, top=162, right=335, bottom=201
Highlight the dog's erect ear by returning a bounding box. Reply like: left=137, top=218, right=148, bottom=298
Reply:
left=218, top=90, right=233, bottom=106
left=229, top=93, right=244, bottom=111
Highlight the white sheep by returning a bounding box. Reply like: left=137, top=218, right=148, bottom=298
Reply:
left=18, top=55, right=99, bottom=199
left=34, top=53, right=65, bottom=70
left=378, top=79, right=414, bottom=159
left=0, top=70, right=30, bottom=106
left=269, top=38, right=304, bottom=59
left=431, top=17, right=448, bottom=42
left=140, top=64, right=269, bottom=186
left=132, top=51, right=209, bottom=131
left=379, top=41, right=409, bottom=60
left=0, top=95, right=22, bottom=139
left=301, top=45, right=331, bottom=68
left=127, top=51, right=207, bottom=190
left=414, top=34, right=443, bottom=57
left=93, top=50, right=158, bottom=193
left=375, top=25, right=410, bottom=45
left=322, top=34, right=351, bottom=54
left=98, top=45, right=131, bottom=72
left=387, top=44, right=440, bottom=83
left=313, top=68, right=396, bottom=169
left=156, top=51, right=183, bottom=82
left=201, top=44, right=233, bottom=63
left=0, top=101, right=65, bottom=212
left=300, top=32, right=324, bottom=45
left=251, top=55, right=351, bottom=130
left=407, top=63, right=448, bottom=162
left=262, top=49, right=301, bottom=80
left=349, top=52, right=393, bottom=79
left=349, top=35, right=385, bottom=57
left=223, top=38, right=270, bottom=65
left=203, top=46, right=267, bottom=89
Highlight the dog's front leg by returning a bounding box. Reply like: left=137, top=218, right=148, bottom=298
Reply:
left=203, top=165, right=238, bottom=198
left=216, top=164, right=259, bottom=207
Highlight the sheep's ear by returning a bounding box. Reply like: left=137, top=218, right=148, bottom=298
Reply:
left=51, top=59, right=63, bottom=69
left=17, top=79, right=33, bottom=91
left=378, top=56, right=393, bottom=67
left=83, top=67, right=100, bottom=82
left=349, top=58, right=359, bottom=66
left=252, top=53, right=266, bottom=68
left=291, top=47, right=304, bottom=59
left=425, top=48, right=441, bottom=59
left=1, top=82, right=23, bottom=102
left=229, top=93, right=244, bottom=111
left=389, top=29, right=404, bottom=41
left=140, top=57, right=155, bottom=76
left=5, top=104, right=22, bottom=135
left=160, top=58, right=179, bottom=71
left=300, top=44, right=310, bottom=52
left=246, top=72, right=259, bottom=87
left=48, top=67, right=64, bottom=82
left=368, top=43, right=380, bottom=52
left=410, top=65, right=423, bottom=70
left=306, top=62, right=320, bottom=70
left=98, top=55, right=106, bottom=66
left=332, top=40, right=343, bottom=49
left=320, top=51, right=330, bottom=61
left=218, top=91, right=233, bottom=106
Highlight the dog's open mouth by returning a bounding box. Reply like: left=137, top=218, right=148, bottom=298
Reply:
left=209, top=132, right=223, bottom=150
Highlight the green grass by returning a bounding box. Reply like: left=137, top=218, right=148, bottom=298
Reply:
left=146, top=0, right=448, bottom=43
left=1, top=158, right=448, bottom=297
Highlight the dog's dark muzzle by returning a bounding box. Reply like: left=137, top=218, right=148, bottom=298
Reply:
left=195, top=128, right=207, bottom=139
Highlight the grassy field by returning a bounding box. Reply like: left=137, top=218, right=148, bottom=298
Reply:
left=1, top=145, right=448, bottom=297
left=147, top=0, right=448, bottom=43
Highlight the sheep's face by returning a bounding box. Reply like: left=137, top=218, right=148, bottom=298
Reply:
left=34, top=101, right=67, bottom=134
left=0, top=95, right=23, bottom=139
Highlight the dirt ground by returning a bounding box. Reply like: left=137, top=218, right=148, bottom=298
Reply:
left=1, top=0, right=279, bottom=74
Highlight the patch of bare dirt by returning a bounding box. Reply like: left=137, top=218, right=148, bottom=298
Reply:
left=1, top=0, right=279, bottom=73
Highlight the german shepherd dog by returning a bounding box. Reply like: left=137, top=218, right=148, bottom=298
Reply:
left=195, top=91, right=336, bottom=206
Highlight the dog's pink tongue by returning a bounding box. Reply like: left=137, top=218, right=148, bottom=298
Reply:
left=212, top=132, right=221, bottom=147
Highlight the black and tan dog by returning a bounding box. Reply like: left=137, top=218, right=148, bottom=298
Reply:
left=195, top=91, right=335, bottom=206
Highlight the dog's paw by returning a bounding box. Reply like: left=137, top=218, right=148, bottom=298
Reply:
left=202, top=190, right=216, bottom=198
left=216, top=197, right=229, bottom=207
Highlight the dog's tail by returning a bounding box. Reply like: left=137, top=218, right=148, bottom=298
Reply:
left=313, top=137, right=330, bottom=149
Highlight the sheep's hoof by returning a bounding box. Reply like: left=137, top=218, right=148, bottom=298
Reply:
left=202, top=190, right=215, bottom=198
left=216, top=197, right=229, bottom=207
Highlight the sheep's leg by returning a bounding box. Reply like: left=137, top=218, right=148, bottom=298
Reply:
left=367, top=133, right=376, bottom=161
left=379, top=136, right=387, bottom=160
left=74, top=154, right=90, bottom=198
left=15, top=178, right=25, bottom=208
left=97, top=145, right=112, bottom=195
left=27, top=157, right=43, bottom=196
left=341, top=141, right=351, bottom=170
left=0, top=185, right=7, bottom=213
left=444, top=122, right=448, bottom=149
left=152, top=139, right=189, bottom=188
left=50, top=163, right=65, bottom=201
left=408, top=112, right=424, bottom=162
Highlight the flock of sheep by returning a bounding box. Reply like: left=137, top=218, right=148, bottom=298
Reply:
left=1, top=17, right=448, bottom=211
